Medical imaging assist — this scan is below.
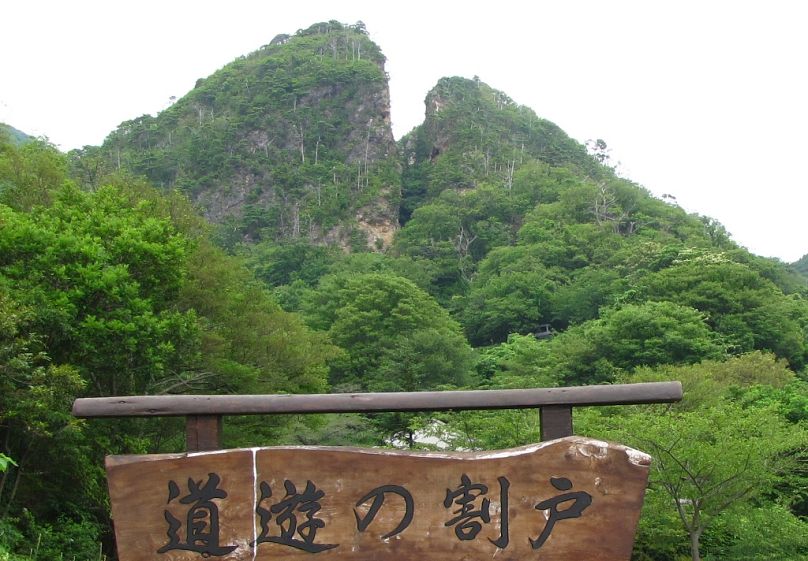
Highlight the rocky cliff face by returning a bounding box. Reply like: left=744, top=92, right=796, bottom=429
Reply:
left=86, top=21, right=400, bottom=250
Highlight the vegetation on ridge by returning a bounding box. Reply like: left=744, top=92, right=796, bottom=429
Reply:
left=72, top=20, right=399, bottom=250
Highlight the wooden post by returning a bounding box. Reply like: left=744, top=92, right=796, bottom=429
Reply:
left=185, top=415, right=222, bottom=452
left=540, top=405, right=573, bottom=441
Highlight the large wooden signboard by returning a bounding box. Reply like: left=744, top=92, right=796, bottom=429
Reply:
left=106, top=436, right=650, bottom=561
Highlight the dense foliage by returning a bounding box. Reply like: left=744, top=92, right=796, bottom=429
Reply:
left=71, top=20, right=399, bottom=250
left=2, top=22, right=807, bottom=561
left=0, top=134, right=338, bottom=559
left=793, top=252, right=808, bottom=277
left=0, top=124, right=30, bottom=147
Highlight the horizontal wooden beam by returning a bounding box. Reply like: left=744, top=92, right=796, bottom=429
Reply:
left=73, top=382, right=681, bottom=418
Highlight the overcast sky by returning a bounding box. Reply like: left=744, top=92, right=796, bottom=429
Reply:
left=2, top=1, right=806, bottom=262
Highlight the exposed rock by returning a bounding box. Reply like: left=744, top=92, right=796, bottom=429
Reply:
left=92, top=21, right=400, bottom=250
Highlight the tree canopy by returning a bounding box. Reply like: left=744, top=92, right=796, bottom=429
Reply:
left=301, top=272, right=474, bottom=392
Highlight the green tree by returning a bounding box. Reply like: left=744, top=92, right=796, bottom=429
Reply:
left=713, top=504, right=808, bottom=560
left=792, top=252, right=808, bottom=278
left=0, top=186, right=197, bottom=397
left=0, top=136, right=68, bottom=211
left=476, top=333, right=560, bottom=388
left=240, top=239, right=338, bottom=288
left=178, top=240, right=338, bottom=398
left=550, top=267, right=625, bottom=327
left=0, top=288, right=88, bottom=526
left=595, top=301, right=726, bottom=370
left=302, top=272, right=474, bottom=392
left=577, top=354, right=807, bottom=561
left=461, top=250, right=562, bottom=345
left=609, top=404, right=803, bottom=561
left=629, top=351, right=796, bottom=410
left=543, top=301, right=725, bottom=384
left=636, top=259, right=808, bottom=368
left=393, top=201, right=471, bottom=299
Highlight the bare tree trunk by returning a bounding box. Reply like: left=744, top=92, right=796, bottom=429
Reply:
left=364, top=121, right=372, bottom=188
left=454, top=225, right=478, bottom=283
left=292, top=202, right=300, bottom=238
left=0, top=467, right=7, bottom=503
left=505, top=159, right=515, bottom=190
left=294, top=124, right=305, bottom=163
left=5, top=467, right=20, bottom=516
left=0, top=428, right=10, bottom=500
left=688, top=504, right=704, bottom=561
left=1, top=446, right=28, bottom=517
left=690, top=529, right=702, bottom=561
left=1, top=467, right=20, bottom=517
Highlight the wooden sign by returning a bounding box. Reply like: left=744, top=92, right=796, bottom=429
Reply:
left=106, top=436, right=650, bottom=561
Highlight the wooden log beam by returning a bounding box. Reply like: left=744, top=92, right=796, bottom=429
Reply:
left=73, top=382, right=681, bottom=418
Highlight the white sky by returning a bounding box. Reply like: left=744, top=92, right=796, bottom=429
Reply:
left=2, top=1, right=806, bottom=262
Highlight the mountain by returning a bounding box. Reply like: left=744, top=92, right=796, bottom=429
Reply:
left=73, top=22, right=808, bottom=360
left=0, top=123, right=32, bottom=145
left=792, top=253, right=808, bottom=277
left=74, top=21, right=400, bottom=250
left=64, top=19, right=808, bottom=362
left=392, top=76, right=736, bottom=304
left=399, top=76, right=601, bottom=221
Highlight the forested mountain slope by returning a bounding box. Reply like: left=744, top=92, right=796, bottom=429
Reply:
left=390, top=77, right=808, bottom=371
left=72, top=21, right=400, bottom=250
left=793, top=252, right=808, bottom=277
left=399, top=76, right=600, bottom=219
left=0, top=137, right=340, bottom=560
left=0, top=123, right=31, bottom=146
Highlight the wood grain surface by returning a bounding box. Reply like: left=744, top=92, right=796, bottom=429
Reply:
left=106, top=437, right=651, bottom=561
left=75, top=382, right=683, bottom=417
